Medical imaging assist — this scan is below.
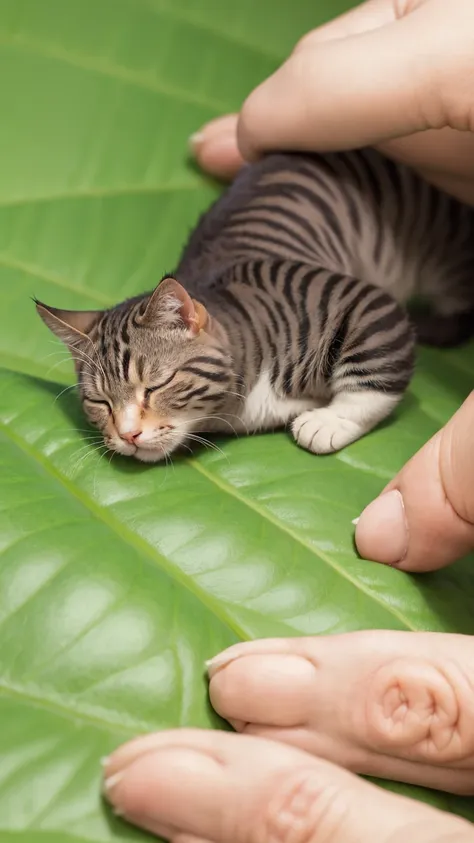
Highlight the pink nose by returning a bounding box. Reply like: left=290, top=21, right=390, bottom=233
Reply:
left=120, top=429, right=141, bottom=444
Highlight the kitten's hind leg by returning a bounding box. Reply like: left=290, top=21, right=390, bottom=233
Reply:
left=292, top=391, right=400, bottom=455
left=292, top=284, right=415, bottom=455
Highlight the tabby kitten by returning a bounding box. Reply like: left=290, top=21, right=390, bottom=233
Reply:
left=36, top=149, right=474, bottom=463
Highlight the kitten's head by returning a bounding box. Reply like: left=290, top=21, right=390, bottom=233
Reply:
left=36, top=277, right=235, bottom=462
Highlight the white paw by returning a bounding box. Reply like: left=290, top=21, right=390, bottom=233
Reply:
left=291, top=409, right=363, bottom=454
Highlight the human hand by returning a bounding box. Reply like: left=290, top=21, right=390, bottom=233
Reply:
left=191, top=0, right=474, bottom=204
left=103, top=728, right=473, bottom=843
left=204, top=631, right=474, bottom=795
left=355, top=391, right=474, bottom=570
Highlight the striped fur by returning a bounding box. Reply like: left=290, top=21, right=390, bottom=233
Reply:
left=36, top=148, right=474, bottom=462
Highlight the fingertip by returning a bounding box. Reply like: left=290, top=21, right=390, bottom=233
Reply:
left=355, top=490, right=408, bottom=566
left=195, top=136, right=245, bottom=181
left=206, top=639, right=293, bottom=679
left=188, top=114, right=243, bottom=180
left=189, top=114, right=239, bottom=144
left=356, top=412, right=474, bottom=574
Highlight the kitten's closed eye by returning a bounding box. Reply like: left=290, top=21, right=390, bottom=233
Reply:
left=144, top=370, right=177, bottom=397
left=83, top=395, right=112, bottom=413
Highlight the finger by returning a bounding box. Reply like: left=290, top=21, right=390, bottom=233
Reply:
left=378, top=128, right=474, bottom=205
left=237, top=8, right=437, bottom=160
left=206, top=637, right=307, bottom=678
left=174, top=836, right=212, bottom=843
left=189, top=0, right=395, bottom=180
left=292, top=0, right=396, bottom=50
left=355, top=392, right=474, bottom=571
left=378, top=127, right=474, bottom=182
left=102, top=729, right=472, bottom=843
left=189, top=114, right=244, bottom=181
left=210, top=653, right=318, bottom=727
left=207, top=633, right=474, bottom=793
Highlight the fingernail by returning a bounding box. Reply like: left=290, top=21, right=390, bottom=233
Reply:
left=188, top=131, right=205, bottom=153
left=205, top=653, right=239, bottom=678
left=102, top=771, right=124, bottom=801
left=355, top=489, right=408, bottom=565
left=351, top=517, right=359, bottom=526
left=206, top=644, right=248, bottom=678
left=100, top=756, right=110, bottom=769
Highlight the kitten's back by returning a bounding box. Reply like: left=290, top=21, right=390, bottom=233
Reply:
left=178, top=149, right=474, bottom=331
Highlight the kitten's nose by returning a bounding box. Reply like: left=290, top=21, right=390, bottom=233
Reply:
left=120, top=429, right=141, bottom=444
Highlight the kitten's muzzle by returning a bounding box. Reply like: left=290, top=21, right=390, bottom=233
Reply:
left=120, top=429, right=141, bottom=445
left=119, top=423, right=174, bottom=446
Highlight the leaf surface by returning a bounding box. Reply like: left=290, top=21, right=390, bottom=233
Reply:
left=1, top=1, right=474, bottom=840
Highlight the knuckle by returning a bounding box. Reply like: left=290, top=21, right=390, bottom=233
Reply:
left=441, top=391, right=474, bottom=525
left=256, top=768, right=349, bottom=843
left=238, top=95, right=264, bottom=160
left=366, top=658, right=474, bottom=764
left=292, top=31, right=316, bottom=54
left=419, top=37, right=474, bottom=133
left=288, top=49, right=315, bottom=84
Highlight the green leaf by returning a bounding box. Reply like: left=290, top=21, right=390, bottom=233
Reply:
left=1, top=1, right=474, bottom=841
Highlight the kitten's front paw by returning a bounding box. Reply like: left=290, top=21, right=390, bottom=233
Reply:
left=292, top=409, right=363, bottom=454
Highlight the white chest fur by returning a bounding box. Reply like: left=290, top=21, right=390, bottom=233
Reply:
left=240, top=370, right=316, bottom=432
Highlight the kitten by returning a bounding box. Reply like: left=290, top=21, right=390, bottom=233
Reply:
left=36, top=149, right=474, bottom=463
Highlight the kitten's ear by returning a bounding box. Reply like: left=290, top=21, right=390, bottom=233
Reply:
left=35, top=299, right=101, bottom=346
left=141, top=276, right=208, bottom=334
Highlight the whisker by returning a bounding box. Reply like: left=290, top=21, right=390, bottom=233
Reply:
left=172, top=414, right=239, bottom=435
left=185, top=433, right=228, bottom=460
left=67, top=440, right=105, bottom=458
left=40, top=350, right=75, bottom=363
left=72, top=344, right=107, bottom=382
left=222, top=389, right=245, bottom=401
left=72, top=437, right=106, bottom=452
left=72, top=436, right=104, bottom=448
left=92, top=441, right=112, bottom=497
left=197, top=415, right=240, bottom=436
left=160, top=449, right=174, bottom=488
left=41, top=350, right=72, bottom=360
left=70, top=442, right=109, bottom=476
left=66, top=446, right=100, bottom=472
left=53, top=383, right=78, bottom=403
left=45, top=361, right=75, bottom=378
left=55, top=427, right=99, bottom=434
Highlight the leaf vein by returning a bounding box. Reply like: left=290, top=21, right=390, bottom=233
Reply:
left=186, top=459, right=414, bottom=631
left=0, top=31, right=227, bottom=111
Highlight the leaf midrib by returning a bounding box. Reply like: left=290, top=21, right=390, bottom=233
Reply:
left=0, top=417, right=247, bottom=641
left=0, top=253, right=113, bottom=306
left=137, top=0, right=282, bottom=62
left=0, top=181, right=207, bottom=209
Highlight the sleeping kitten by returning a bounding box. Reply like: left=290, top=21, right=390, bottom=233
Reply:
left=36, top=149, right=474, bottom=463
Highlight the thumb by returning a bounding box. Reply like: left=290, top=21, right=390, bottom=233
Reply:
left=237, top=2, right=437, bottom=160
left=102, top=729, right=474, bottom=843
left=355, top=392, right=474, bottom=572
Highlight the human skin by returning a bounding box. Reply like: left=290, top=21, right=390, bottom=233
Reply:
left=102, top=632, right=474, bottom=841
left=191, top=0, right=474, bottom=206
